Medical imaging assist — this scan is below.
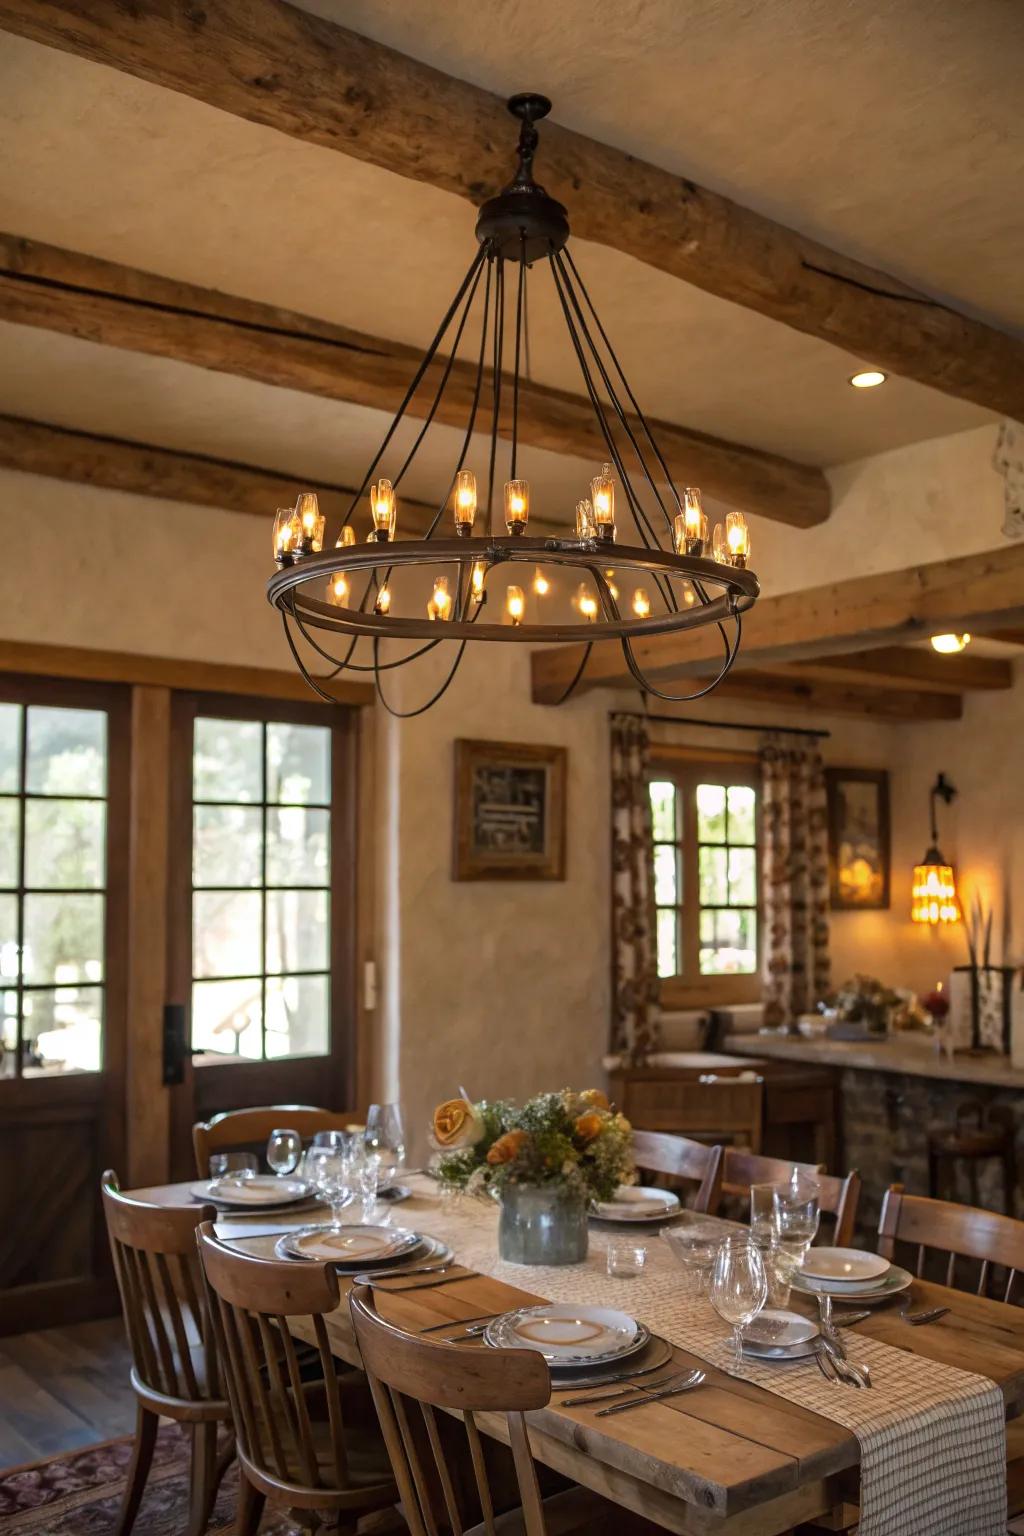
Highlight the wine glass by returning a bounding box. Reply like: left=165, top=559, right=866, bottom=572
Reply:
left=364, top=1103, right=405, bottom=1189
left=358, top=1152, right=382, bottom=1223
left=209, top=1151, right=257, bottom=1181
left=772, top=1174, right=820, bottom=1283
left=306, top=1146, right=354, bottom=1231
left=267, top=1127, right=302, bottom=1177
left=710, top=1234, right=768, bottom=1360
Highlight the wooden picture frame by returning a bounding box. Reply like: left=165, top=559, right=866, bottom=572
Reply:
left=453, top=739, right=566, bottom=881
left=825, top=767, right=891, bottom=911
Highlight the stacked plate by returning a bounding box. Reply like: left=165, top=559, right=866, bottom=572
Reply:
left=190, top=1174, right=318, bottom=1214
left=590, top=1186, right=681, bottom=1224
left=275, top=1224, right=452, bottom=1273
left=483, top=1304, right=672, bottom=1388
left=740, top=1309, right=820, bottom=1361
left=792, top=1246, right=912, bottom=1303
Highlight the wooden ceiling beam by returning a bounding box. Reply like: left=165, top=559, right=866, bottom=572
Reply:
left=714, top=670, right=961, bottom=721
left=778, top=645, right=1013, bottom=695
left=531, top=544, right=1024, bottom=702
left=0, top=230, right=828, bottom=527
left=1, top=0, right=1021, bottom=418
left=0, top=412, right=573, bottom=535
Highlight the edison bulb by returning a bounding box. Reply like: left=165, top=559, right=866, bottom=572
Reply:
left=374, top=584, right=391, bottom=615
left=726, top=511, right=750, bottom=567
left=533, top=568, right=550, bottom=597
left=426, top=575, right=452, bottom=621
left=470, top=560, right=487, bottom=602
left=711, top=523, right=727, bottom=563
left=327, top=571, right=349, bottom=606
left=674, top=487, right=707, bottom=556
left=504, top=479, right=529, bottom=534
left=576, top=583, right=598, bottom=621
left=575, top=498, right=596, bottom=541
left=632, top=587, right=651, bottom=619
left=931, top=633, right=971, bottom=654
left=273, top=506, right=301, bottom=565
left=336, top=524, right=356, bottom=548
left=369, top=478, right=396, bottom=541
left=294, top=491, right=324, bottom=555
left=506, top=584, right=525, bottom=625
left=454, top=469, right=477, bottom=535
left=591, top=463, right=615, bottom=540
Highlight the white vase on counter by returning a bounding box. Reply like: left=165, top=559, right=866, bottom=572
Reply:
left=947, top=965, right=1024, bottom=1055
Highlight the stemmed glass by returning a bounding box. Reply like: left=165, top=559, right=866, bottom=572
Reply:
left=772, top=1174, right=820, bottom=1284
left=710, top=1234, right=768, bottom=1361
left=209, top=1152, right=257, bottom=1181
left=358, top=1152, right=382, bottom=1222
left=364, top=1103, right=405, bottom=1189
left=306, top=1145, right=354, bottom=1231
left=267, top=1127, right=302, bottom=1177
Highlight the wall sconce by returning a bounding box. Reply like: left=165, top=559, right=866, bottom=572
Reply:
left=911, top=772, right=960, bottom=924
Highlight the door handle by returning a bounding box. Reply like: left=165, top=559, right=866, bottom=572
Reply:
left=162, top=1003, right=204, bottom=1086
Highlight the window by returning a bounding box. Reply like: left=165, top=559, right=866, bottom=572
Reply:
left=188, top=711, right=335, bottom=1062
left=650, top=759, right=760, bottom=1004
left=0, top=693, right=124, bottom=1076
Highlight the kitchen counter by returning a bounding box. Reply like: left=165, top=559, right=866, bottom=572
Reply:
left=724, top=1031, right=1024, bottom=1090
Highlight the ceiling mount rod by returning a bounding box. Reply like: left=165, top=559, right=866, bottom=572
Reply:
left=613, top=709, right=830, bottom=740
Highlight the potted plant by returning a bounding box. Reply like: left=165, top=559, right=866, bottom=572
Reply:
left=431, top=1089, right=633, bottom=1264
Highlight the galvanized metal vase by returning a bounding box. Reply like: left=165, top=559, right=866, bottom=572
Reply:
left=498, top=1183, right=589, bottom=1265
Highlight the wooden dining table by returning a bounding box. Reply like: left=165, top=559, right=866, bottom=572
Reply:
left=131, top=1179, right=1024, bottom=1535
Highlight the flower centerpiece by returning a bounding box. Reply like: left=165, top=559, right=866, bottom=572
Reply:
left=431, top=1089, right=633, bottom=1265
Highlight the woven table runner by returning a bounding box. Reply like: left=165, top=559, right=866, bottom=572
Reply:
left=404, top=1180, right=1007, bottom=1536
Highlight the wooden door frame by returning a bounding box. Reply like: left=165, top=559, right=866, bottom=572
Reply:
left=166, top=691, right=361, bottom=1177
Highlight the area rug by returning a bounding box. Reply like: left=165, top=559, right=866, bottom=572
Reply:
left=0, top=1425, right=295, bottom=1534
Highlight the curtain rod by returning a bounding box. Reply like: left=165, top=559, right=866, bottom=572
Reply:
left=613, top=710, right=830, bottom=741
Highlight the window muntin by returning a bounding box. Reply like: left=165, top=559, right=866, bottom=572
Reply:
left=190, top=716, right=332, bottom=1062
left=649, top=767, right=759, bottom=995
left=1, top=704, right=109, bottom=1076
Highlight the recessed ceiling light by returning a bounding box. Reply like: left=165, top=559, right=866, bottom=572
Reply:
left=849, top=369, right=887, bottom=389
left=931, top=633, right=971, bottom=654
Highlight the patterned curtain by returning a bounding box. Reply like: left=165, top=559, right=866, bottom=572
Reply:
left=760, top=742, right=831, bottom=1029
left=610, top=714, right=660, bottom=1063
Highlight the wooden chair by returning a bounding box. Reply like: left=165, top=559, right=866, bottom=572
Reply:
left=623, top=1073, right=765, bottom=1152
left=927, top=1099, right=1017, bottom=1216
left=101, top=1172, right=232, bottom=1536
left=878, top=1184, right=1024, bottom=1300
left=632, top=1130, right=723, bottom=1213
left=349, top=1283, right=617, bottom=1535
left=720, top=1149, right=861, bottom=1247
left=196, top=1223, right=398, bottom=1535
left=192, top=1104, right=360, bottom=1177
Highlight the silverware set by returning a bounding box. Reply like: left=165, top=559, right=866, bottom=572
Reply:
left=561, top=1368, right=704, bottom=1409
left=351, top=1261, right=476, bottom=1289
left=594, top=1370, right=706, bottom=1416
left=815, top=1293, right=872, bottom=1387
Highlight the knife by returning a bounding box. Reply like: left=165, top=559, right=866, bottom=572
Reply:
left=595, top=1370, right=706, bottom=1416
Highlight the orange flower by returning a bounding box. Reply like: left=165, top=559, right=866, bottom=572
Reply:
left=432, top=1097, right=484, bottom=1149
left=579, top=1089, right=609, bottom=1111
left=486, top=1129, right=529, bottom=1165
left=575, top=1111, right=604, bottom=1142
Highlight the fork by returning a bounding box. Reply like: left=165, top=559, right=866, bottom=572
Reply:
left=561, top=1369, right=700, bottom=1408
left=595, top=1371, right=706, bottom=1416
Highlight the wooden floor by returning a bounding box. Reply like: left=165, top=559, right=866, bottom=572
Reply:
left=0, top=1317, right=136, bottom=1468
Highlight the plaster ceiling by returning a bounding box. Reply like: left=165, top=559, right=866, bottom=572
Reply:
left=0, top=4, right=1018, bottom=495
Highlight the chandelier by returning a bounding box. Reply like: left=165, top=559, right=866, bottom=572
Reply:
left=268, top=93, right=760, bottom=716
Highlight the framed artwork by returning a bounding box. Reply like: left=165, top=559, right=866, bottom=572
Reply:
left=453, top=739, right=567, bottom=881
left=825, top=767, right=891, bottom=911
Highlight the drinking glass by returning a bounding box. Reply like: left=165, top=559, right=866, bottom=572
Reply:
left=710, top=1234, right=768, bottom=1360
left=306, top=1146, right=354, bottom=1230
left=364, top=1103, right=405, bottom=1188
left=662, top=1214, right=721, bottom=1296
left=312, top=1130, right=353, bottom=1153
left=606, top=1239, right=647, bottom=1278
left=750, top=1182, right=790, bottom=1306
left=267, top=1127, right=302, bottom=1176
left=358, top=1152, right=381, bottom=1222
left=209, top=1151, right=257, bottom=1180
left=772, top=1174, right=820, bottom=1283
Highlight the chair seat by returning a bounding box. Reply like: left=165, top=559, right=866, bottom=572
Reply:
left=241, top=1389, right=397, bottom=1511
left=466, top=1485, right=615, bottom=1536
left=130, top=1342, right=229, bottom=1423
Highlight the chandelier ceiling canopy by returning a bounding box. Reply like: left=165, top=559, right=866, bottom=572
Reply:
left=268, top=93, right=760, bottom=715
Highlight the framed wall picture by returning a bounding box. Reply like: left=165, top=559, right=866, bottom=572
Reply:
left=453, top=739, right=567, bottom=881
left=825, top=767, right=891, bottom=911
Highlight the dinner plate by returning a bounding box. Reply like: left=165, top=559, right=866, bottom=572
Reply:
left=545, top=1332, right=671, bottom=1390
left=800, top=1247, right=890, bottom=1284
left=742, top=1334, right=820, bottom=1361
left=742, top=1309, right=818, bottom=1350
left=275, top=1224, right=422, bottom=1265
left=591, top=1186, right=681, bottom=1223
left=792, top=1262, right=913, bottom=1302
left=484, top=1305, right=641, bottom=1364
left=190, top=1176, right=313, bottom=1209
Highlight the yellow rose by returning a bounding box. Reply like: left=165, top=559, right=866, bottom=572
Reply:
left=432, top=1097, right=484, bottom=1149
left=575, top=1111, right=604, bottom=1143
left=486, top=1129, right=529, bottom=1165
left=579, top=1089, right=610, bottom=1111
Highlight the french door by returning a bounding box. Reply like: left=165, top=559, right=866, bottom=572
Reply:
left=167, top=694, right=358, bottom=1177
left=0, top=678, right=128, bottom=1333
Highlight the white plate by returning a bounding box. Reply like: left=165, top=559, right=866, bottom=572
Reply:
left=591, top=1186, right=681, bottom=1223
left=800, top=1248, right=889, bottom=1284
left=792, top=1262, right=913, bottom=1302
left=743, top=1335, right=820, bottom=1361
left=191, top=1176, right=312, bottom=1208
left=742, top=1309, right=818, bottom=1349
left=276, top=1224, right=421, bottom=1265
left=485, top=1305, right=639, bottom=1363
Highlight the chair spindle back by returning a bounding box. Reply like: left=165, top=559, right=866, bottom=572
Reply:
left=878, top=1185, right=1024, bottom=1303
left=631, top=1131, right=723, bottom=1213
